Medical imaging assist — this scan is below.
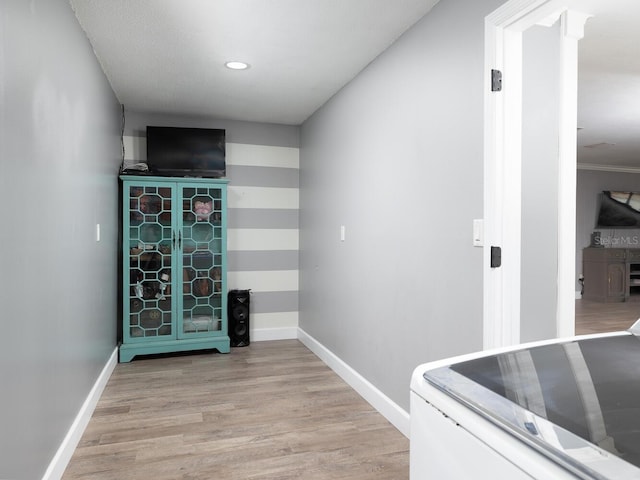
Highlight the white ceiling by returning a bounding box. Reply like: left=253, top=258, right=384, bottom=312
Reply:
left=69, top=0, right=440, bottom=126
left=578, top=0, right=640, bottom=169
left=69, top=0, right=640, bottom=168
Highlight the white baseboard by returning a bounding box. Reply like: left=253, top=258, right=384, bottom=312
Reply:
left=251, top=326, right=298, bottom=342
left=42, top=347, right=118, bottom=480
left=297, top=328, right=410, bottom=438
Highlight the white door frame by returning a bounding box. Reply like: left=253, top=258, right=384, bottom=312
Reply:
left=483, top=0, right=592, bottom=349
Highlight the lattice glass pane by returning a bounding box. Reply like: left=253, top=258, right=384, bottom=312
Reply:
left=180, top=185, right=223, bottom=334
left=126, top=184, right=173, bottom=339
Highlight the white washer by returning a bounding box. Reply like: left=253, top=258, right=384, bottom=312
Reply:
left=410, top=329, right=640, bottom=479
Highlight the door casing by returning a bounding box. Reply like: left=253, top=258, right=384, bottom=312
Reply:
left=483, top=0, right=592, bottom=349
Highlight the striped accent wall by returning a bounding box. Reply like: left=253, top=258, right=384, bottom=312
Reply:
left=123, top=136, right=299, bottom=340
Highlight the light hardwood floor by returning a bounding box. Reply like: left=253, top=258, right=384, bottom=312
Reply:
left=575, top=299, right=640, bottom=335
left=62, top=340, right=409, bottom=480
left=62, top=302, right=636, bottom=480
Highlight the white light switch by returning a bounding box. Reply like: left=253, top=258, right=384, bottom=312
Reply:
left=473, top=219, right=483, bottom=247
left=340, top=225, right=346, bottom=242
left=96, top=223, right=101, bottom=242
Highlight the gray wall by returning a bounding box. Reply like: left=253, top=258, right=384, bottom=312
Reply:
left=299, top=0, right=505, bottom=412
left=0, top=1, right=121, bottom=478
left=520, top=23, right=560, bottom=342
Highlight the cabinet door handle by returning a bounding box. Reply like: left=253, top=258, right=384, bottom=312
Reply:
left=178, top=231, right=182, bottom=249
left=172, top=231, right=176, bottom=249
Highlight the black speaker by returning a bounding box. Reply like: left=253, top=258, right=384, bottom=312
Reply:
left=228, top=289, right=250, bottom=347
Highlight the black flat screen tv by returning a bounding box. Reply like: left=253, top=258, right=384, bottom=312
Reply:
left=146, top=126, right=226, bottom=178
left=596, top=191, right=640, bottom=228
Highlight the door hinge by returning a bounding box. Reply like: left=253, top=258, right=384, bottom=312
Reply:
left=491, top=246, right=502, bottom=268
left=491, top=69, right=502, bottom=92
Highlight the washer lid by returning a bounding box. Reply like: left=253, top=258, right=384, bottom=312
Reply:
left=423, top=332, right=640, bottom=479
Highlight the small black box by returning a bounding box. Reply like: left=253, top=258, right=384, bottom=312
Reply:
left=228, top=289, right=250, bottom=347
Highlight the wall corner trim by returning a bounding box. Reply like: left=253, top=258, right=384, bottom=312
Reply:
left=42, top=348, right=119, bottom=480
left=297, top=328, right=410, bottom=438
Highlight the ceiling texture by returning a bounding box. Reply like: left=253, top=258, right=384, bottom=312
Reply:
left=69, top=0, right=440, bottom=126
left=69, top=0, right=640, bottom=168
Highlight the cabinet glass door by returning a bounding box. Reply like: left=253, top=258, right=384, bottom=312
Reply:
left=180, top=186, right=224, bottom=336
left=125, top=184, right=174, bottom=340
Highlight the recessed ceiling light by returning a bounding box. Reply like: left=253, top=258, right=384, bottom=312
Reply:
left=225, top=61, right=250, bottom=70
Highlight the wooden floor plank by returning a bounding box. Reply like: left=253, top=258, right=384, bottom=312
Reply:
left=62, top=340, right=409, bottom=480
left=63, top=302, right=632, bottom=479
left=575, top=299, right=640, bottom=335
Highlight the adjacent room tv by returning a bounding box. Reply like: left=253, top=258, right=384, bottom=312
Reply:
left=146, top=126, right=226, bottom=178
left=596, top=190, right=640, bottom=228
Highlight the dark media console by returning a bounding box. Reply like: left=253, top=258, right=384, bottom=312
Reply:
left=583, top=247, right=640, bottom=303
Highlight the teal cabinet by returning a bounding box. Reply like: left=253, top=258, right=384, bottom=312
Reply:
left=120, top=176, right=230, bottom=362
